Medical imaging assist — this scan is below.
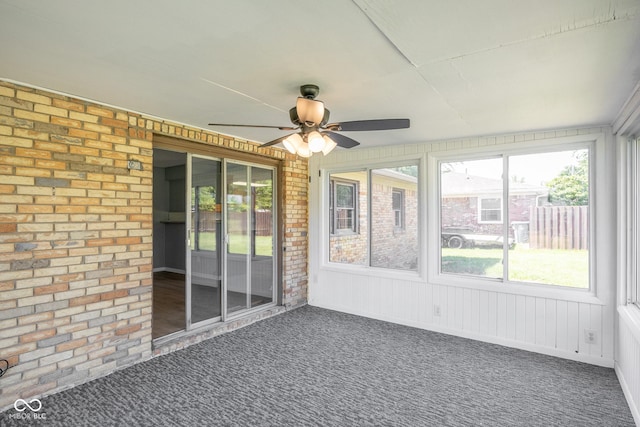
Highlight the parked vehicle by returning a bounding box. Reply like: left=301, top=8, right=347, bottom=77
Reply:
left=441, top=227, right=515, bottom=249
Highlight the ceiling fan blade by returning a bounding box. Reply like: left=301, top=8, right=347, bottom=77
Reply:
left=261, top=133, right=294, bottom=147
left=323, top=131, right=360, bottom=149
left=208, top=123, right=298, bottom=131
left=328, top=118, right=410, bottom=132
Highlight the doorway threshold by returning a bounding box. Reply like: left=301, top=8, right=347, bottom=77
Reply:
left=152, top=304, right=286, bottom=357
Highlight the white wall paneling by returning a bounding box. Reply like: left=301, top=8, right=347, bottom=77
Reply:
left=617, top=307, right=640, bottom=425
left=614, top=113, right=640, bottom=425
left=308, top=127, right=616, bottom=368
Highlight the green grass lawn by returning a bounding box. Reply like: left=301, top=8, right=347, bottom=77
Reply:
left=192, top=231, right=273, bottom=256
left=442, top=246, right=589, bottom=288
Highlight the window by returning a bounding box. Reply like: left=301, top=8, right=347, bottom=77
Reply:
left=392, top=188, right=405, bottom=229
left=328, top=164, right=418, bottom=270
left=329, top=172, right=367, bottom=265
left=440, top=157, right=503, bottom=278
left=437, top=147, right=590, bottom=289
left=631, top=137, right=640, bottom=306
left=479, top=197, right=501, bottom=223
left=371, top=166, right=418, bottom=270
left=330, top=179, right=358, bottom=234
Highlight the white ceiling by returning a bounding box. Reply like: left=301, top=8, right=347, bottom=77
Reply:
left=1, top=0, right=640, bottom=149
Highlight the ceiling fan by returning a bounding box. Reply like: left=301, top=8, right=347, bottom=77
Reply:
left=208, top=84, right=410, bottom=157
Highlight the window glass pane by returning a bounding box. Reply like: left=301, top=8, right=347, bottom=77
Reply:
left=482, top=198, right=500, bottom=209
left=371, top=166, right=418, bottom=270
left=336, top=184, right=354, bottom=208
left=392, top=190, right=403, bottom=210
left=193, top=186, right=218, bottom=251
left=336, top=208, right=354, bottom=231
left=508, top=149, right=589, bottom=288
left=250, top=166, right=274, bottom=307
left=480, top=198, right=501, bottom=222
left=440, top=158, right=503, bottom=279
left=329, top=171, right=367, bottom=265
left=392, top=189, right=404, bottom=228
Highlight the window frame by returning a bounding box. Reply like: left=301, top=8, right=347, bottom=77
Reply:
left=428, top=136, right=598, bottom=295
left=325, top=160, right=421, bottom=273
left=630, top=137, right=640, bottom=307
left=392, top=187, right=405, bottom=230
left=477, top=196, right=503, bottom=224
left=330, top=178, right=359, bottom=235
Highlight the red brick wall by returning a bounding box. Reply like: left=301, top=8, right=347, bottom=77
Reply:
left=370, top=182, right=418, bottom=270
left=328, top=171, right=418, bottom=269
left=329, top=174, right=368, bottom=265
left=442, top=194, right=538, bottom=236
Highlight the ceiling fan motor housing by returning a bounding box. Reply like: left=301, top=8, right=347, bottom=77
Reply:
left=299, top=84, right=320, bottom=99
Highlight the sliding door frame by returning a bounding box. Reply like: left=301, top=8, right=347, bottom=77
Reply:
left=153, top=135, right=282, bottom=342
left=186, top=152, right=225, bottom=331
left=223, top=159, right=278, bottom=321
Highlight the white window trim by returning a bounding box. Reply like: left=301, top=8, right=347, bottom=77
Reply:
left=330, top=178, right=358, bottom=235
left=324, top=159, right=422, bottom=274
left=629, top=136, right=640, bottom=307
left=428, top=133, right=603, bottom=302
left=392, top=188, right=405, bottom=230
left=477, top=196, right=503, bottom=224
left=616, top=133, right=640, bottom=339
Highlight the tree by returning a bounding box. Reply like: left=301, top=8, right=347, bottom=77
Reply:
left=193, top=186, right=217, bottom=211
left=392, top=165, right=418, bottom=177
left=254, top=183, right=272, bottom=211
left=546, top=151, right=588, bottom=206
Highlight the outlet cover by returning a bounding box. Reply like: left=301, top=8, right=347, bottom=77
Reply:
left=584, top=329, right=598, bottom=344
left=433, top=305, right=441, bottom=317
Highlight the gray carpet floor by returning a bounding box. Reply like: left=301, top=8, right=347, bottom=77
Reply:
left=1, top=306, right=635, bottom=426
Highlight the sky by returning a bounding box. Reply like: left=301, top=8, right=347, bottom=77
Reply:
left=445, top=149, right=586, bottom=186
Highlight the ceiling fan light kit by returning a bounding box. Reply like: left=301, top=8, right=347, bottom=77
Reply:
left=295, top=141, right=312, bottom=158
left=321, top=134, right=337, bottom=155
left=283, top=130, right=335, bottom=157
left=282, top=133, right=303, bottom=154
left=307, top=131, right=326, bottom=152
left=209, top=84, right=410, bottom=158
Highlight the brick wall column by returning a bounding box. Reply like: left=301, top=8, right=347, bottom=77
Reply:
left=0, top=80, right=309, bottom=410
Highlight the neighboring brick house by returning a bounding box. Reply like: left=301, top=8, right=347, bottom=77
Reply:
left=329, top=169, right=418, bottom=270
left=441, top=172, right=548, bottom=238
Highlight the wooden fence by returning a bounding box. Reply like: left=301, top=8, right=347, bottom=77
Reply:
left=195, top=211, right=273, bottom=236
left=529, top=206, right=588, bottom=250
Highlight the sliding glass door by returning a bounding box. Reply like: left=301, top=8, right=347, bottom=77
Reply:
left=154, top=149, right=277, bottom=339
left=224, top=162, right=276, bottom=316
left=188, top=155, right=223, bottom=325
left=184, top=156, right=276, bottom=330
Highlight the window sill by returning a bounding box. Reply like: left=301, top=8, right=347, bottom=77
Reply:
left=618, top=304, right=640, bottom=343
left=427, top=273, right=603, bottom=305
left=320, top=262, right=602, bottom=303
left=321, top=262, right=423, bottom=282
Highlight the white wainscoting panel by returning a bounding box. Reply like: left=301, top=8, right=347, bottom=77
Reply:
left=616, top=307, right=640, bottom=425
left=308, top=127, right=616, bottom=368
left=312, top=268, right=610, bottom=366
